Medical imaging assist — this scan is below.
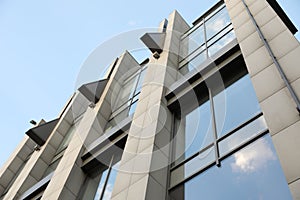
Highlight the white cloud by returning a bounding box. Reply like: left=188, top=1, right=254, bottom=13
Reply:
left=231, top=138, right=276, bottom=173
left=207, top=19, right=226, bottom=32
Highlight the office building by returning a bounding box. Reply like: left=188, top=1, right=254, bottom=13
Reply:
left=0, top=0, right=299, bottom=199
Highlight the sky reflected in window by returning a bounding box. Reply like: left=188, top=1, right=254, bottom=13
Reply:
left=170, top=135, right=292, bottom=200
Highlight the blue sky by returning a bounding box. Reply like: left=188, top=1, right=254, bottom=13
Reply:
left=0, top=0, right=299, bottom=167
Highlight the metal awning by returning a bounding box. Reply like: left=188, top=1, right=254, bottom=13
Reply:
left=26, top=119, right=59, bottom=146
left=78, top=79, right=108, bottom=104
left=140, top=32, right=166, bottom=54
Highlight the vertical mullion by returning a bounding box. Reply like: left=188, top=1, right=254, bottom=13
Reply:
left=208, top=88, right=221, bottom=167
left=128, top=68, right=142, bottom=112
left=99, top=155, right=114, bottom=200
left=203, top=18, right=209, bottom=59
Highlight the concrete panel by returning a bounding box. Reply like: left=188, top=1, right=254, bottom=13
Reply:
left=261, top=16, right=286, bottom=41
left=58, top=188, right=76, bottom=200
left=64, top=164, right=85, bottom=197
left=127, top=175, right=148, bottom=200
left=251, top=64, right=285, bottom=102
left=245, top=45, right=273, bottom=77
left=260, top=88, right=300, bottom=135
left=8, top=156, right=23, bottom=174
left=0, top=169, right=14, bottom=187
left=239, top=31, right=263, bottom=57
left=290, top=179, right=300, bottom=200
left=111, top=188, right=128, bottom=200
left=279, top=46, right=300, bottom=83
left=225, top=0, right=241, bottom=10
left=30, top=159, right=48, bottom=181
left=18, top=175, right=37, bottom=194
left=145, top=176, right=166, bottom=200
left=231, top=10, right=251, bottom=31
left=272, top=120, right=300, bottom=184
left=291, top=78, right=300, bottom=102
left=255, top=5, right=277, bottom=27
left=268, top=30, right=299, bottom=60
left=248, top=0, right=268, bottom=16
left=234, top=18, right=256, bottom=43
left=228, top=1, right=244, bottom=20
left=111, top=171, right=132, bottom=197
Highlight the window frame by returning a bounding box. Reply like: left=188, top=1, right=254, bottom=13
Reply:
left=178, top=4, right=235, bottom=74
left=168, top=55, right=269, bottom=190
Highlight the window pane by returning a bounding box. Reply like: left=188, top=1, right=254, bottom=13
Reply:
left=205, top=7, right=231, bottom=41
left=135, top=68, right=146, bottom=95
left=129, top=100, right=138, bottom=116
left=102, top=161, right=120, bottom=200
left=169, top=135, right=292, bottom=200
left=219, top=116, right=267, bottom=156
left=113, top=74, right=138, bottom=110
left=180, top=25, right=204, bottom=60
left=170, top=146, right=214, bottom=188
left=174, top=101, right=214, bottom=164
left=93, top=169, right=109, bottom=200
left=56, top=124, right=77, bottom=153
left=208, top=29, right=235, bottom=56
left=214, top=74, right=261, bottom=137
left=179, top=50, right=206, bottom=75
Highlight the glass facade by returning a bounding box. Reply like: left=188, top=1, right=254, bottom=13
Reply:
left=105, top=66, right=147, bottom=131
left=170, top=135, right=292, bottom=200
left=171, top=71, right=269, bottom=185
left=80, top=154, right=121, bottom=200
left=179, top=4, right=236, bottom=75
left=170, top=69, right=292, bottom=198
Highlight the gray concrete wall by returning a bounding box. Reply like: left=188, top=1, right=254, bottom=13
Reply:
left=111, top=10, right=189, bottom=200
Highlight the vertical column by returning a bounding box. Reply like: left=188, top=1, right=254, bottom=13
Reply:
left=41, top=52, right=137, bottom=199
left=225, top=0, right=300, bottom=198
left=111, top=10, right=189, bottom=200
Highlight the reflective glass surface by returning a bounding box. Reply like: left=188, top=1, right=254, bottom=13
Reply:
left=179, top=4, right=236, bottom=75
left=208, top=28, right=235, bottom=56
left=219, top=116, right=267, bottom=156
left=93, top=169, right=109, bottom=200
left=170, top=146, right=214, bottom=187
left=205, top=6, right=231, bottom=40
left=113, top=74, right=138, bottom=110
left=180, top=25, right=204, bottom=59
left=213, top=75, right=261, bottom=137
left=179, top=50, right=206, bottom=75
left=102, top=162, right=120, bottom=200
left=170, top=135, right=292, bottom=200
left=106, top=66, right=147, bottom=131
left=135, top=68, right=146, bottom=94
left=81, top=160, right=120, bottom=200
left=174, top=101, right=213, bottom=164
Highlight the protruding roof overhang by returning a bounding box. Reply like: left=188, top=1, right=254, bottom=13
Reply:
left=140, top=32, right=166, bottom=54
left=26, top=119, right=59, bottom=146
left=78, top=79, right=108, bottom=104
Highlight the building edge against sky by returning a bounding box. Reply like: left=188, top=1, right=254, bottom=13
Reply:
left=0, top=0, right=300, bottom=199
